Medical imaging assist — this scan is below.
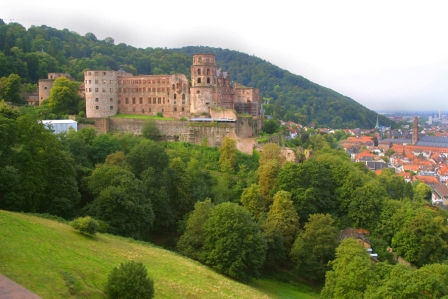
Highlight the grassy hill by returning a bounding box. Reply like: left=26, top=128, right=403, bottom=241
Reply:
left=0, top=211, right=319, bottom=298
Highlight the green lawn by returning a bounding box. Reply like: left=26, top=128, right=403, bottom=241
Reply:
left=112, top=114, right=177, bottom=121
left=0, top=211, right=319, bottom=299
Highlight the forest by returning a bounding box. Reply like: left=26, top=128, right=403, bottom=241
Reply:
left=0, top=20, right=391, bottom=128
left=1, top=99, right=448, bottom=297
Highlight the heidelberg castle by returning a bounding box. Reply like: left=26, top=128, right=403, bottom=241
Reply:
left=38, top=54, right=262, bottom=119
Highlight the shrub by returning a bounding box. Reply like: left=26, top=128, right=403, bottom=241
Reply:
left=156, top=112, right=163, bottom=117
left=70, top=216, right=99, bottom=235
left=104, top=261, right=154, bottom=299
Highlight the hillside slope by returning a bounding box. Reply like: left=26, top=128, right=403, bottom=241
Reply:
left=0, top=211, right=318, bottom=299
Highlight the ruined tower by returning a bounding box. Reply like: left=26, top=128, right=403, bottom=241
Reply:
left=84, top=70, right=119, bottom=118
left=190, top=54, right=218, bottom=115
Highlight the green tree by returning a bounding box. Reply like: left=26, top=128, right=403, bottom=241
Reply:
left=262, top=190, right=299, bottom=250
left=259, top=143, right=281, bottom=166
left=240, top=184, right=264, bottom=221
left=4, top=74, right=21, bottom=103
left=258, top=159, right=280, bottom=202
left=46, top=77, right=83, bottom=114
left=104, top=261, right=154, bottom=299
left=321, top=238, right=373, bottom=299
left=290, top=213, right=338, bottom=281
left=218, top=136, right=237, bottom=173
left=348, top=180, right=386, bottom=230
left=88, top=165, right=154, bottom=239
left=263, top=119, right=279, bottom=134
left=70, top=216, right=99, bottom=235
left=202, top=202, right=267, bottom=282
left=126, top=139, right=169, bottom=178
left=177, top=199, right=214, bottom=260
left=141, top=120, right=160, bottom=140
left=413, top=182, right=431, bottom=202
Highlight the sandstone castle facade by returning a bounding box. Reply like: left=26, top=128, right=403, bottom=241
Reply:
left=82, top=53, right=261, bottom=119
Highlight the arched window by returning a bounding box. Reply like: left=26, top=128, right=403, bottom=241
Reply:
left=198, top=69, right=201, bottom=75
left=207, top=78, right=210, bottom=84
left=174, top=94, right=177, bottom=100
left=197, top=78, right=201, bottom=84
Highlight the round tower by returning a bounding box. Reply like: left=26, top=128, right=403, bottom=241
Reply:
left=191, top=54, right=217, bottom=87
left=85, top=70, right=119, bottom=118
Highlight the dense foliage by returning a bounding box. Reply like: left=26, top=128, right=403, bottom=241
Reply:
left=0, top=20, right=390, bottom=128
left=104, top=261, right=154, bottom=299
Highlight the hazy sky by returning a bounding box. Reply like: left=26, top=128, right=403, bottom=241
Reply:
left=2, top=0, right=448, bottom=112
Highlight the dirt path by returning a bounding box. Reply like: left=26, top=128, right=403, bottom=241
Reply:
left=0, top=274, right=42, bottom=299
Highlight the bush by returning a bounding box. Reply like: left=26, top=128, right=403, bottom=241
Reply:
left=156, top=112, right=163, bottom=117
left=104, top=261, right=154, bottom=299
left=70, top=216, right=99, bottom=235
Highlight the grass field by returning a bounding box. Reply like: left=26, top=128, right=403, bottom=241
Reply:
left=112, top=114, right=177, bottom=121
left=0, top=211, right=319, bottom=298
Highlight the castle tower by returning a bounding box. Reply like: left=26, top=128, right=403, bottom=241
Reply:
left=190, top=54, right=218, bottom=114
left=412, top=116, right=419, bottom=145
left=85, top=70, right=119, bottom=118
left=191, top=54, right=217, bottom=87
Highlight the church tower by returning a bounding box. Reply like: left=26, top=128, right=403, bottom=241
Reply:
left=412, top=116, right=419, bottom=145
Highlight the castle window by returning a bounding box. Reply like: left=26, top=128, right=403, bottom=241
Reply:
left=142, top=109, right=144, bottom=113
left=148, top=98, right=151, bottom=104
left=183, top=84, right=186, bottom=90
left=162, top=88, right=165, bottom=92
left=89, top=88, right=92, bottom=92
left=182, top=94, right=185, bottom=100
left=174, top=108, right=177, bottom=112
left=172, top=84, right=175, bottom=90
left=95, top=88, right=99, bottom=92
left=197, top=91, right=200, bottom=94
left=182, top=101, right=185, bottom=105
left=125, top=98, right=129, bottom=104
left=139, top=97, right=142, bottom=104
left=182, top=107, right=184, bottom=111
left=88, top=80, right=91, bottom=84
left=95, top=80, right=99, bottom=84
left=133, top=108, right=135, bottom=112
left=207, top=69, right=210, bottom=75
left=110, top=80, right=114, bottom=84
left=95, top=72, right=98, bottom=75
left=103, top=72, right=106, bottom=75
left=158, top=97, right=161, bottom=104
left=153, top=98, right=156, bottom=104
left=174, top=94, right=177, bottom=100
left=197, top=78, right=201, bottom=84
left=102, top=88, right=106, bottom=92
left=95, top=98, right=99, bottom=102
left=198, top=69, right=201, bottom=75
left=132, top=98, right=135, bottom=104
left=110, top=88, right=113, bottom=93
left=103, top=80, right=106, bottom=84
left=44, top=87, right=47, bottom=90
left=110, top=106, right=113, bottom=110
left=149, top=108, right=151, bottom=112
left=118, top=100, right=121, bottom=104
left=207, top=77, right=210, bottom=84
left=88, top=72, right=91, bottom=75
left=95, top=106, right=99, bottom=110
left=162, top=109, right=164, bottom=112
left=163, top=97, right=165, bottom=104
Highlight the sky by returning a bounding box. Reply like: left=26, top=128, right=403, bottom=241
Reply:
left=2, top=0, right=448, bottom=113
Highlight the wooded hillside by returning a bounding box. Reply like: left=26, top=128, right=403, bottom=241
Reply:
left=0, top=20, right=390, bottom=128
